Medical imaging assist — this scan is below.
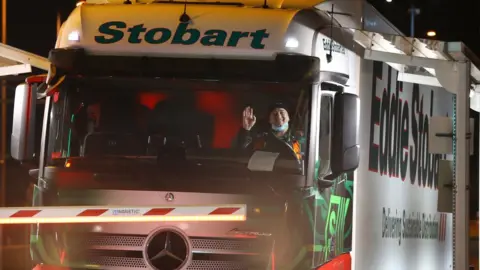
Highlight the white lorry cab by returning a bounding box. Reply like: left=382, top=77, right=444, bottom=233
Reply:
left=10, top=0, right=480, bottom=269
left=11, top=1, right=360, bottom=270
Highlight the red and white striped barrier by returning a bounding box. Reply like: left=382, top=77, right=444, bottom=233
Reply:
left=0, top=205, right=247, bottom=224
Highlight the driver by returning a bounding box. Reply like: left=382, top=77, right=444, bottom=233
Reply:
left=236, top=102, right=304, bottom=160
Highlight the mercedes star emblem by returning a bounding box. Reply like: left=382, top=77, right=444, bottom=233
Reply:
left=143, top=228, right=191, bottom=270
left=165, top=192, right=175, bottom=202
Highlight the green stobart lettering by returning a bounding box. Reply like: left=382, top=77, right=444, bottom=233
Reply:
left=94, top=21, right=270, bottom=49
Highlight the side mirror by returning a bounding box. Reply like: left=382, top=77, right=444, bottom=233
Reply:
left=11, top=84, right=37, bottom=161
left=330, top=91, right=359, bottom=176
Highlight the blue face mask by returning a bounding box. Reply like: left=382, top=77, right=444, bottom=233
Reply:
left=272, top=123, right=289, bottom=132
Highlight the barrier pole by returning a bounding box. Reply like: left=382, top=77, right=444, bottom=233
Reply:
left=1, top=0, right=7, bottom=268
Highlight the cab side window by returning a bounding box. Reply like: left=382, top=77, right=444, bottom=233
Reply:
left=48, top=92, right=69, bottom=159
left=317, top=94, right=333, bottom=178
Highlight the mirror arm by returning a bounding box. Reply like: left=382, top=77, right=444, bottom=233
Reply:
left=324, top=172, right=341, bottom=181
left=317, top=178, right=336, bottom=189
left=29, top=168, right=39, bottom=178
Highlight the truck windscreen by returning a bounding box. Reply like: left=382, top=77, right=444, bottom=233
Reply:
left=46, top=77, right=311, bottom=171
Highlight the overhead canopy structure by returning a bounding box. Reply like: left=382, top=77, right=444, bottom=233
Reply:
left=314, top=0, right=480, bottom=112
left=0, top=42, right=50, bottom=76
left=352, top=31, right=480, bottom=101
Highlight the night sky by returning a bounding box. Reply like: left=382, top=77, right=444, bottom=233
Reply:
left=5, top=0, right=480, bottom=57
left=6, top=0, right=74, bottom=57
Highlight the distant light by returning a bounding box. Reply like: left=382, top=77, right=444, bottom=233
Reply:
left=68, top=31, right=80, bottom=42
left=427, top=31, right=436, bottom=37
left=386, top=0, right=392, bottom=2
left=285, top=38, right=299, bottom=48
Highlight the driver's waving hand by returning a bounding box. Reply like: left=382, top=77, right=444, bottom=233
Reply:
left=237, top=102, right=305, bottom=160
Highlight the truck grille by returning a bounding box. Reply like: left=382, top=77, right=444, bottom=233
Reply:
left=68, top=233, right=270, bottom=270
left=86, top=256, right=247, bottom=270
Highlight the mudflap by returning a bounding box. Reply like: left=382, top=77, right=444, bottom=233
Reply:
left=315, top=253, right=351, bottom=270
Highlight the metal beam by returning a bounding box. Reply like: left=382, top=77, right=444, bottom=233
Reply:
left=0, top=43, right=49, bottom=71
left=0, top=64, right=31, bottom=77
left=362, top=49, right=454, bottom=71
left=453, top=61, right=470, bottom=270
left=397, top=72, right=442, bottom=88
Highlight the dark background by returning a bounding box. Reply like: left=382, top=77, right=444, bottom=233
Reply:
left=369, top=0, right=480, bottom=51
left=4, top=0, right=480, bottom=57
